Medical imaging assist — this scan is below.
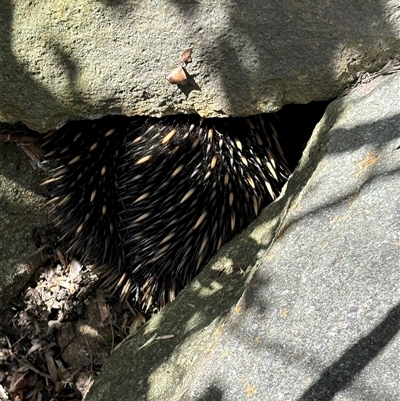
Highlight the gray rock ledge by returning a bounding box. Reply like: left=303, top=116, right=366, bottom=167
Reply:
left=0, top=144, right=47, bottom=312
left=1, top=0, right=400, bottom=130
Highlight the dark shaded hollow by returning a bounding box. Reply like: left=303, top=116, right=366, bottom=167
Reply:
left=37, top=100, right=330, bottom=311
left=276, top=100, right=331, bottom=171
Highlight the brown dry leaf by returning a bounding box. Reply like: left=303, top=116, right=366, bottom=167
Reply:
left=69, top=282, right=79, bottom=294
left=56, top=278, right=72, bottom=290
left=68, top=259, right=83, bottom=281
left=55, top=250, right=67, bottom=265
left=76, top=373, right=95, bottom=399
left=57, top=365, right=72, bottom=382
left=54, top=380, right=65, bottom=394
left=25, top=288, right=41, bottom=305
left=9, top=369, right=37, bottom=393
left=26, top=342, right=42, bottom=356
left=43, top=349, right=58, bottom=383
left=95, top=291, right=111, bottom=328
left=129, top=313, right=146, bottom=335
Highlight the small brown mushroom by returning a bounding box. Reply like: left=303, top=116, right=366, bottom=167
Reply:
left=166, top=66, right=188, bottom=85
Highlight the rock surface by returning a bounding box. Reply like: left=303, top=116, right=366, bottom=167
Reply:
left=0, top=144, right=46, bottom=310
left=86, top=72, right=400, bottom=400
left=1, top=0, right=400, bottom=130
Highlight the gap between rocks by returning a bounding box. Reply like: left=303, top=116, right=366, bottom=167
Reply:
left=0, top=100, right=331, bottom=400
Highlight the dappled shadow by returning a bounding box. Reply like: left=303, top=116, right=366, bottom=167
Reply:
left=267, top=104, right=400, bottom=239
left=229, top=103, right=400, bottom=400
left=75, top=98, right=400, bottom=400
left=85, top=101, right=329, bottom=400
left=299, top=302, right=400, bottom=401
left=2, top=0, right=398, bottom=128
left=165, top=0, right=398, bottom=111
left=87, top=231, right=266, bottom=399
left=0, top=0, right=61, bottom=129
left=195, top=383, right=224, bottom=401
left=50, top=43, right=81, bottom=97
left=2, top=1, right=400, bottom=400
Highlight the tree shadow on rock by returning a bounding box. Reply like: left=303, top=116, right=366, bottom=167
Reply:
left=298, top=302, right=400, bottom=401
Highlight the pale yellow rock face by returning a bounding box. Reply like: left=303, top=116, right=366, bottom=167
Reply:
left=1, top=0, right=400, bottom=130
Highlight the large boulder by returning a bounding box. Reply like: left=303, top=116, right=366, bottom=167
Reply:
left=86, top=72, right=400, bottom=400
left=1, top=0, right=400, bottom=130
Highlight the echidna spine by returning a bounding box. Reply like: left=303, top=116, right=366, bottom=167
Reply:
left=42, top=114, right=291, bottom=311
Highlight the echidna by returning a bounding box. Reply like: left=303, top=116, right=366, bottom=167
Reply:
left=42, top=114, right=291, bottom=310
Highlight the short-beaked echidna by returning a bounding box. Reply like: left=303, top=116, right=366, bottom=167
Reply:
left=42, top=114, right=291, bottom=310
